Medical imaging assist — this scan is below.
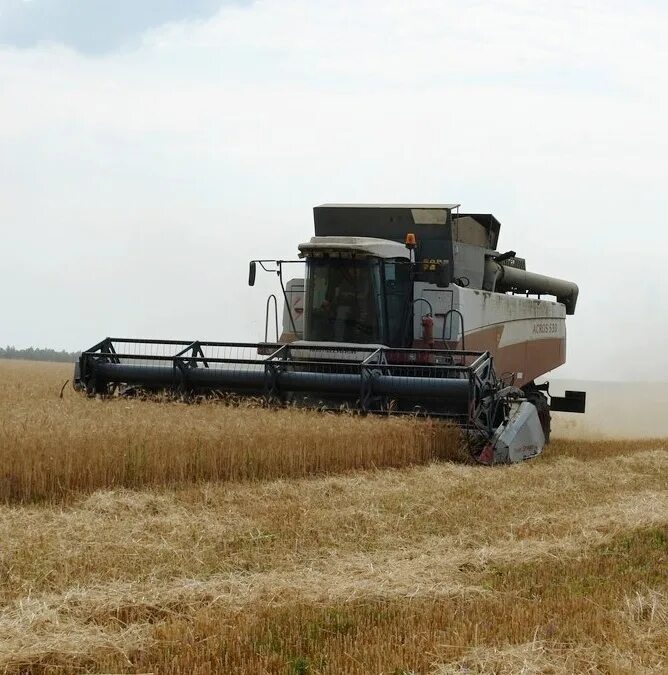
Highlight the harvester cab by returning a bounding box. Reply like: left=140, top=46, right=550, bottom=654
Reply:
left=75, top=203, right=586, bottom=464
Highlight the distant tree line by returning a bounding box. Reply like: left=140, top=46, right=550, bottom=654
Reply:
left=0, top=346, right=80, bottom=363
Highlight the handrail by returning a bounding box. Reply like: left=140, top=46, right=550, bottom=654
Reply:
left=441, top=309, right=466, bottom=350
left=264, top=294, right=279, bottom=342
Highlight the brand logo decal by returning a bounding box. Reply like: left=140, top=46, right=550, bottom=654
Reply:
left=533, top=322, right=559, bottom=335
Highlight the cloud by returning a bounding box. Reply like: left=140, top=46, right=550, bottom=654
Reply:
left=0, top=0, right=247, bottom=54
left=1, top=0, right=667, bottom=380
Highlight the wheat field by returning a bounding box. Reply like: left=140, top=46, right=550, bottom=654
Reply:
left=0, top=359, right=667, bottom=673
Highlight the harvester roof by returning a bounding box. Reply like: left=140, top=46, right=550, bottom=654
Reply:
left=316, top=203, right=461, bottom=210
left=313, top=204, right=501, bottom=251
left=298, top=236, right=409, bottom=260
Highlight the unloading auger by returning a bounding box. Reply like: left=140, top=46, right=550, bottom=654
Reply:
left=75, top=204, right=586, bottom=464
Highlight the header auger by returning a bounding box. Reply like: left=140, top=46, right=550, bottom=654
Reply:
left=75, top=203, right=586, bottom=464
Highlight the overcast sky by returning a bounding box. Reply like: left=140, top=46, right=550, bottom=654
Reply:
left=1, top=0, right=666, bottom=381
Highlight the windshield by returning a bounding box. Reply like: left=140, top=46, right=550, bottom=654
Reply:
left=304, top=258, right=385, bottom=343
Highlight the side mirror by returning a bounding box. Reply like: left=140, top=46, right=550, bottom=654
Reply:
left=436, top=261, right=452, bottom=288
left=248, top=261, right=257, bottom=286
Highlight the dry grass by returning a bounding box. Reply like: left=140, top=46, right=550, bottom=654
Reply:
left=0, top=359, right=666, bottom=673
left=0, top=360, right=460, bottom=503
left=116, top=528, right=668, bottom=674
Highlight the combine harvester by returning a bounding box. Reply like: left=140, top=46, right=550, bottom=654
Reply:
left=75, top=204, right=586, bottom=464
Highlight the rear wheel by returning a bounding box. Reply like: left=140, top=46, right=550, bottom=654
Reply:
left=523, top=383, right=551, bottom=443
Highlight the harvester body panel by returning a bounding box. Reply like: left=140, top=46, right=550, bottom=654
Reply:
left=413, top=284, right=567, bottom=386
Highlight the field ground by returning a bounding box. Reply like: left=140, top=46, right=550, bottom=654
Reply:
left=1, top=359, right=667, bottom=673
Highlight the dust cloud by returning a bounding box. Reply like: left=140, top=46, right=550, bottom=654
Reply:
left=547, top=380, right=668, bottom=439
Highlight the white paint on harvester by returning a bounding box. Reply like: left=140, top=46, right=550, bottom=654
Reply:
left=415, top=283, right=567, bottom=348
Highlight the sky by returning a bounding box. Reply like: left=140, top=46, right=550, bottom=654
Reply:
left=1, top=0, right=666, bottom=381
